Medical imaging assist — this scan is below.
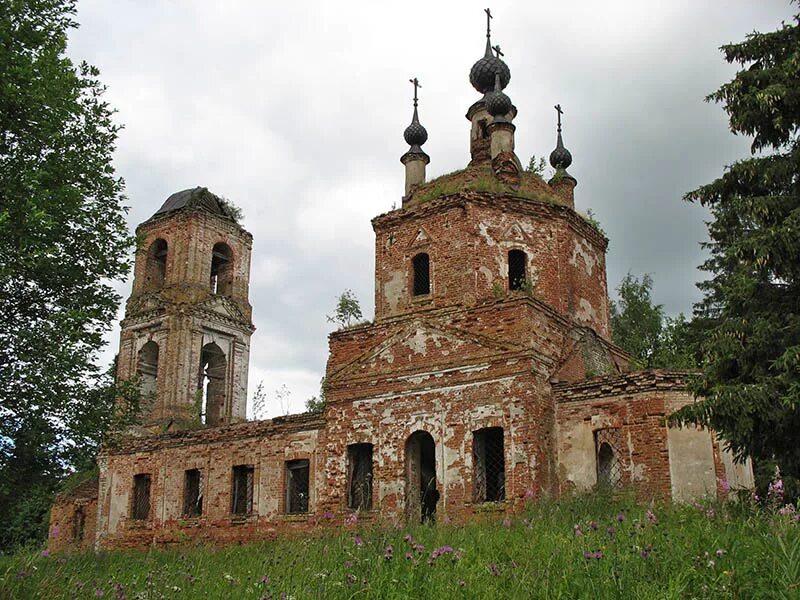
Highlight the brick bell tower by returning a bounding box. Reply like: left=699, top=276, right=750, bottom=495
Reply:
left=117, top=187, right=254, bottom=430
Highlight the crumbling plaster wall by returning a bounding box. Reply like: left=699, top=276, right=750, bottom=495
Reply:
left=95, top=417, right=325, bottom=549
left=372, top=196, right=610, bottom=338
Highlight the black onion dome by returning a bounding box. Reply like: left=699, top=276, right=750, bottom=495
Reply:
left=470, top=41, right=510, bottom=94
left=549, top=132, right=573, bottom=170
left=486, top=74, right=512, bottom=117
left=404, top=107, right=428, bottom=147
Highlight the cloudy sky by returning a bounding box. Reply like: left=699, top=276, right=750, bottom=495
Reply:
left=68, top=0, right=793, bottom=417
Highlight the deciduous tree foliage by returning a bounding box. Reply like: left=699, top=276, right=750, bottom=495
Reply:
left=670, top=10, right=800, bottom=493
left=0, top=0, right=134, bottom=549
left=610, top=273, right=696, bottom=369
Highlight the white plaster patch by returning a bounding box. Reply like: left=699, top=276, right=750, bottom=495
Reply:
left=575, top=298, right=597, bottom=324
left=569, top=239, right=597, bottom=276
left=383, top=270, right=405, bottom=312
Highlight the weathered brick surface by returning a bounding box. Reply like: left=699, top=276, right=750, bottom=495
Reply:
left=48, top=478, right=98, bottom=553
left=53, top=95, right=754, bottom=551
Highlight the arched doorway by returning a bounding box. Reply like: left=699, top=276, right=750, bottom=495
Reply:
left=405, top=431, right=438, bottom=524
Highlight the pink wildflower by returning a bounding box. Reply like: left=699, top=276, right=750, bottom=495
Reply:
left=645, top=510, right=657, bottom=524
left=616, top=513, right=625, bottom=522
left=41, top=549, right=50, bottom=557
left=354, top=534, right=364, bottom=547
left=50, top=525, right=60, bottom=538
left=573, top=524, right=583, bottom=537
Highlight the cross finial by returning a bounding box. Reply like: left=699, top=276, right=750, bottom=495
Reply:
left=485, top=8, right=492, bottom=39
left=492, top=44, right=503, bottom=58
left=555, top=104, right=563, bottom=132
left=410, top=78, right=421, bottom=107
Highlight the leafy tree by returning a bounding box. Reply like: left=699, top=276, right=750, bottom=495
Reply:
left=669, top=10, right=800, bottom=498
left=305, top=377, right=326, bottom=413
left=611, top=273, right=697, bottom=369
left=610, top=273, right=664, bottom=367
left=326, top=289, right=363, bottom=329
left=0, top=0, right=133, bottom=549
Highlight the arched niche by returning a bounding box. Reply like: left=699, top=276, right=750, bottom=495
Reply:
left=198, top=342, right=226, bottom=426
left=210, top=242, right=233, bottom=297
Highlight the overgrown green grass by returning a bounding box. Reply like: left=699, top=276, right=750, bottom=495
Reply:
left=2, top=494, right=799, bottom=599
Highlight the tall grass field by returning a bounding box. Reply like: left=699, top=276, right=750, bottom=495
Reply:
left=2, top=494, right=799, bottom=599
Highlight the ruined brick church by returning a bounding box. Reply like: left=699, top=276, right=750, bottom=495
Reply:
left=50, top=17, right=752, bottom=551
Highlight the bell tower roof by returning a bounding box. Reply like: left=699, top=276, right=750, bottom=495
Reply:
left=152, top=186, right=235, bottom=221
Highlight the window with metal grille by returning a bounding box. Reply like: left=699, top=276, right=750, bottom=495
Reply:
left=347, top=443, right=373, bottom=510
left=286, top=459, right=310, bottom=514
left=473, top=428, right=505, bottom=502
left=73, top=506, right=85, bottom=543
left=131, top=474, right=151, bottom=520
left=412, top=253, right=430, bottom=296
left=508, top=249, right=527, bottom=290
left=595, top=428, right=623, bottom=488
left=231, top=465, right=254, bottom=516
left=183, top=469, right=203, bottom=517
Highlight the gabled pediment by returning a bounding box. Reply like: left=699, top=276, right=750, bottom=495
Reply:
left=197, top=295, right=247, bottom=323
left=328, top=319, right=525, bottom=383
left=408, top=226, right=433, bottom=249
left=502, top=222, right=532, bottom=244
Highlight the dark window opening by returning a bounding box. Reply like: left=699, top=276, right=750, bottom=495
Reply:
left=405, top=431, right=437, bottom=524
left=198, top=342, right=226, bottom=426
left=286, top=459, right=310, bottom=514
left=412, top=253, right=430, bottom=296
left=478, top=118, right=489, bottom=139
left=137, top=340, right=159, bottom=404
left=72, top=506, right=85, bottom=543
left=210, top=242, right=233, bottom=296
left=231, top=465, right=254, bottom=516
left=183, top=469, right=203, bottom=517
left=144, top=239, right=168, bottom=291
left=508, top=249, right=527, bottom=291
left=131, top=473, right=151, bottom=520
left=473, top=427, right=505, bottom=502
left=347, top=443, right=373, bottom=511
left=595, top=428, right=623, bottom=488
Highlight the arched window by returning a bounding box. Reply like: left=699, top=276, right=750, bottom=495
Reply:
left=412, top=253, right=430, bottom=296
left=508, top=249, right=527, bottom=291
left=199, top=342, right=226, bottom=426
left=210, top=242, right=233, bottom=296
left=597, top=442, right=615, bottom=486
left=144, top=239, right=168, bottom=291
left=137, top=341, right=159, bottom=403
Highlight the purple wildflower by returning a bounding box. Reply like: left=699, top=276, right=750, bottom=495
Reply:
left=384, top=545, right=394, bottom=560
left=50, top=525, right=60, bottom=538
left=589, top=520, right=599, bottom=530
left=616, top=513, right=625, bottom=522
left=260, top=575, right=270, bottom=585
left=403, top=534, right=413, bottom=543
left=41, top=549, right=50, bottom=557
left=607, top=526, right=616, bottom=537
left=488, top=563, right=501, bottom=576
left=640, top=544, right=653, bottom=558
left=323, top=510, right=335, bottom=520
left=354, top=534, right=364, bottom=547
left=95, top=589, right=105, bottom=597
left=345, top=513, right=358, bottom=527
left=574, top=524, right=583, bottom=537
left=645, top=510, right=657, bottom=524
left=584, top=550, right=603, bottom=560
left=524, top=488, right=536, bottom=499
left=405, top=552, right=413, bottom=560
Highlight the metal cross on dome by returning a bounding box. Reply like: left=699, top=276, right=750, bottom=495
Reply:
left=492, top=44, right=504, bottom=58
left=485, top=7, right=492, bottom=39
left=409, top=77, right=421, bottom=107
left=555, top=104, right=564, bottom=131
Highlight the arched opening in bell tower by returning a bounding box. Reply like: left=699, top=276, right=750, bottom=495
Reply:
left=210, top=242, right=233, bottom=296
left=198, top=342, right=227, bottom=426
left=144, top=239, right=168, bottom=291
left=136, top=341, right=159, bottom=407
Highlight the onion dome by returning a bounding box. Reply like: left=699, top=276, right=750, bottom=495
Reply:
left=404, top=106, right=428, bottom=148
left=549, top=104, right=573, bottom=170
left=486, top=73, right=512, bottom=118
left=469, top=9, right=510, bottom=95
